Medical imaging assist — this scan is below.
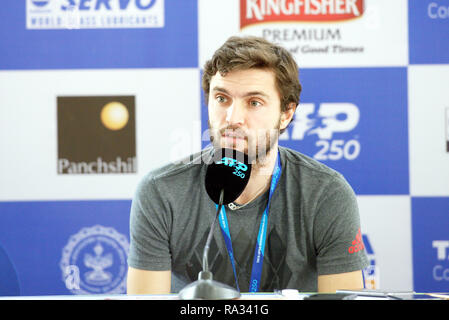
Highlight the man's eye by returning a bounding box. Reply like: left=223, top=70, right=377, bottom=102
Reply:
left=216, top=95, right=227, bottom=103
left=250, top=100, right=262, bottom=107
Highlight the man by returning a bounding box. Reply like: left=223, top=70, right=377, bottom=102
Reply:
left=127, top=36, right=368, bottom=294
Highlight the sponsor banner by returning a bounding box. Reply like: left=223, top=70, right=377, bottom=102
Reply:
left=57, top=96, right=137, bottom=175
left=409, top=0, right=449, bottom=64
left=0, top=0, right=197, bottom=69
left=26, top=0, right=164, bottom=30
left=412, top=197, right=449, bottom=292
left=357, top=196, right=413, bottom=291
left=0, top=68, right=201, bottom=200
left=240, top=0, right=364, bottom=27
left=60, top=225, right=129, bottom=295
left=200, top=68, right=403, bottom=192
left=285, top=68, right=409, bottom=195
left=0, top=200, right=131, bottom=296
left=201, top=67, right=409, bottom=195
left=198, top=0, right=408, bottom=68
left=408, top=65, right=449, bottom=196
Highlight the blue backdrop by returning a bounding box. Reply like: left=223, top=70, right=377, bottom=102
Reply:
left=0, top=0, right=448, bottom=295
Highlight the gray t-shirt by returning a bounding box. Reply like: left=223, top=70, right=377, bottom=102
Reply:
left=127, top=146, right=369, bottom=293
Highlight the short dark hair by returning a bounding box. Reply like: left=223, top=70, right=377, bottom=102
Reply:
left=202, top=36, right=302, bottom=133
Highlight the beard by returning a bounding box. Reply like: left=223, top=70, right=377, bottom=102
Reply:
left=208, top=119, right=281, bottom=165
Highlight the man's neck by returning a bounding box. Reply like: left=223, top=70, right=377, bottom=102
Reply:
left=233, top=144, right=279, bottom=206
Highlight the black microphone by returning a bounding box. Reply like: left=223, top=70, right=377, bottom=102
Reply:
left=203, top=148, right=252, bottom=271
left=205, top=147, right=252, bottom=205
left=178, top=148, right=252, bottom=300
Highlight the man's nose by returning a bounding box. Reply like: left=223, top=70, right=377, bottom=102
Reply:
left=225, top=101, right=246, bottom=125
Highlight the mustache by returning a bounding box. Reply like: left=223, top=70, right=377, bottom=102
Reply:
left=218, top=126, right=248, bottom=140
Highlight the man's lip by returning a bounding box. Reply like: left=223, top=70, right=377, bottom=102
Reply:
left=222, top=133, right=245, bottom=139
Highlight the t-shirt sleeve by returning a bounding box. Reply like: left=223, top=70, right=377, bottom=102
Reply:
left=313, top=175, right=369, bottom=275
left=127, top=175, right=172, bottom=271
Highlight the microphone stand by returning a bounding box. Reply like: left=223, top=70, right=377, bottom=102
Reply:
left=178, top=189, right=241, bottom=300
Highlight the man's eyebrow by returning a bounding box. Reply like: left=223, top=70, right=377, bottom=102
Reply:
left=211, top=86, right=269, bottom=98
left=243, top=91, right=269, bottom=98
left=211, top=86, right=230, bottom=95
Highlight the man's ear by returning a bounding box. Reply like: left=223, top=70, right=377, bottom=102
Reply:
left=280, top=102, right=297, bottom=131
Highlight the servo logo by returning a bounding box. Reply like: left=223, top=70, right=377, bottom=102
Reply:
left=57, top=95, right=137, bottom=174
left=280, top=102, right=361, bottom=161
left=26, top=0, right=165, bottom=29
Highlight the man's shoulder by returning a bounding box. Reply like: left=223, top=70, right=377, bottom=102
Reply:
left=279, top=146, right=343, bottom=180
left=279, top=146, right=357, bottom=196
left=139, top=148, right=212, bottom=187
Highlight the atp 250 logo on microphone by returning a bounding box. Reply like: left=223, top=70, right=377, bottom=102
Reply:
left=57, top=96, right=137, bottom=174
left=279, top=67, right=409, bottom=195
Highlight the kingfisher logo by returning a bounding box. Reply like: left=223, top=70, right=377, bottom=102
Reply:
left=239, top=0, right=367, bottom=58
left=26, top=0, right=164, bottom=29
left=241, top=0, right=364, bottom=28
left=281, top=102, right=361, bottom=161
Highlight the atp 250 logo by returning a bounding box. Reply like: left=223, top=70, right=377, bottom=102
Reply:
left=218, top=157, right=249, bottom=179
left=282, top=102, right=361, bottom=161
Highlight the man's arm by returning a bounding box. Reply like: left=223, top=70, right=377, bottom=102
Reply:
left=317, top=270, right=364, bottom=293
left=126, top=267, right=171, bottom=294
left=313, top=176, right=368, bottom=292
left=127, top=175, right=173, bottom=295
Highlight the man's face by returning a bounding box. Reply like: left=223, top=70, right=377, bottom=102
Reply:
left=207, top=68, right=288, bottom=163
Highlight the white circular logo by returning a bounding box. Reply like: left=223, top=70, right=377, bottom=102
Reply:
left=60, top=225, right=129, bottom=295
left=31, top=0, right=50, bottom=7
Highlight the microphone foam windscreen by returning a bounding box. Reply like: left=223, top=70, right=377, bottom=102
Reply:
left=205, top=148, right=252, bottom=205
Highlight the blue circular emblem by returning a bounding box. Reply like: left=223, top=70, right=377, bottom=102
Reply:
left=60, top=225, right=129, bottom=295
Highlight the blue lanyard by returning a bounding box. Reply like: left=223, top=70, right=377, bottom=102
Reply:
left=216, top=151, right=281, bottom=292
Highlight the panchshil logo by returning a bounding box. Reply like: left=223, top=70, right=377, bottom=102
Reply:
left=60, top=225, right=129, bottom=295
left=57, top=95, right=137, bottom=174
